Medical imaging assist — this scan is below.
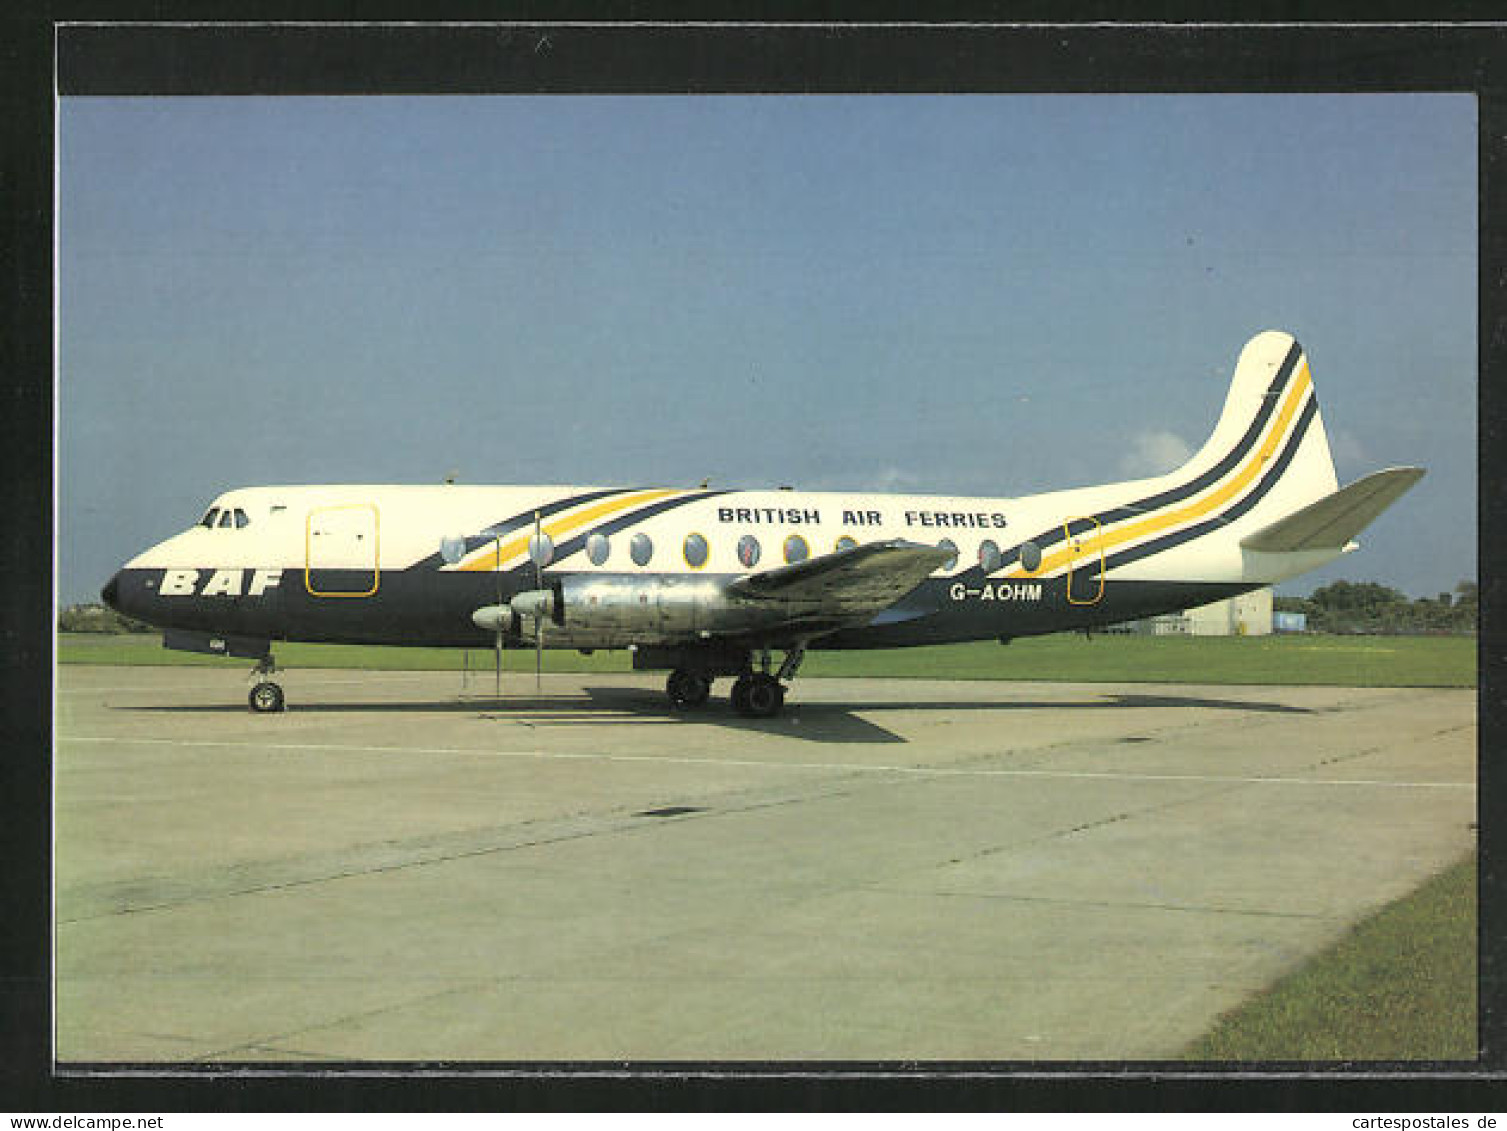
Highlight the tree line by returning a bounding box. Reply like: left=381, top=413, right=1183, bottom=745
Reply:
left=1275, top=579, right=1478, bottom=635
left=57, top=603, right=153, bottom=634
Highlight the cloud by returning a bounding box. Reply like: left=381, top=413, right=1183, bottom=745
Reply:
left=1327, top=427, right=1369, bottom=474
left=869, top=466, right=922, bottom=493
left=1118, top=429, right=1195, bottom=478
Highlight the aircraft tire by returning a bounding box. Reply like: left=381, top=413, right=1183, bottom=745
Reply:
left=734, top=673, right=784, bottom=719
left=666, top=668, right=711, bottom=709
left=249, top=680, right=286, bottom=713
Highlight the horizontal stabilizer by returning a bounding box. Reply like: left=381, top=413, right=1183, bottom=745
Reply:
left=729, top=539, right=950, bottom=615
left=1239, top=467, right=1425, bottom=553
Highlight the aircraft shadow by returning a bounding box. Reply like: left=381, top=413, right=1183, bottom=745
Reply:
left=121, top=687, right=1310, bottom=746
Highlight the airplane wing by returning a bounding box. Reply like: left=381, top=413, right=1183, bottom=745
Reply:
left=728, top=539, right=952, bottom=617
left=1239, top=466, right=1426, bottom=553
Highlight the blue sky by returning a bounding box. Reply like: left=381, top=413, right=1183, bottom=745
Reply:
left=59, top=94, right=1476, bottom=602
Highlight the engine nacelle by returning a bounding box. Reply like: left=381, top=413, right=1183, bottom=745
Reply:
left=549, top=573, right=783, bottom=644
left=470, top=604, right=517, bottom=633
left=509, top=588, right=557, bottom=621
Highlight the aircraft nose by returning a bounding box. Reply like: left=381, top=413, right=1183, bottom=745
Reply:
left=101, top=571, right=122, bottom=612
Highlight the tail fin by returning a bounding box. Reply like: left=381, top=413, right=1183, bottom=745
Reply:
left=1177, top=330, right=1340, bottom=532
left=1097, top=333, right=1420, bottom=587
left=1032, top=332, right=1419, bottom=589
left=1179, top=331, right=1422, bottom=577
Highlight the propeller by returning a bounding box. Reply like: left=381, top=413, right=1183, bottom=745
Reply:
left=477, top=510, right=555, bottom=698
left=532, top=510, right=545, bottom=692
left=494, top=533, right=503, bottom=698
left=469, top=536, right=516, bottom=700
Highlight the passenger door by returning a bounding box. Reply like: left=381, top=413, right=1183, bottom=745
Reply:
left=305, top=504, right=380, bottom=597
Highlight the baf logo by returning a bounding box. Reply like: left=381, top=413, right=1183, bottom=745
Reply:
left=159, top=569, right=282, bottom=597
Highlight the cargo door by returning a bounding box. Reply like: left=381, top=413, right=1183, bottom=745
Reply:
left=305, top=504, right=380, bottom=596
left=1064, top=516, right=1105, bottom=606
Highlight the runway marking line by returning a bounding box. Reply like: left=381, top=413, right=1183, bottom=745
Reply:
left=58, top=734, right=1474, bottom=791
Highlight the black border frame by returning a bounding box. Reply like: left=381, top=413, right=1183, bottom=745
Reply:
left=6, top=9, right=1503, bottom=1112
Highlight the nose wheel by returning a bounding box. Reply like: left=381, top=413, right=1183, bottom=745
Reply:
left=249, top=680, right=286, bottom=713
left=248, top=654, right=286, bottom=713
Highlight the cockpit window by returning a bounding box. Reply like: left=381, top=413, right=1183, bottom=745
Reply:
left=200, top=505, right=251, bottom=530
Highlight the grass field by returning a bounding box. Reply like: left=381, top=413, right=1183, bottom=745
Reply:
left=1184, top=853, right=1478, bottom=1061
left=56, top=631, right=1477, bottom=688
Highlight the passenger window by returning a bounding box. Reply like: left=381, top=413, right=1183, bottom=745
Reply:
left=529, top=531, right=555, bottom=568
left=835, top=535, right=858, bottom=553
left=586, top=532, right=611, bottom=566
left=783, top=534, right=809, bottom=564
left=937, top=538, right=958, bottom=570
left=1019, top=540, right=1043, bottom=573
left=683, top=533, right=709, bottom=569
left=978, top=539, right=1002, bottom=573
left=630, top=532, right=653, bottom=567
left=737, top=535, right=761, bottom=569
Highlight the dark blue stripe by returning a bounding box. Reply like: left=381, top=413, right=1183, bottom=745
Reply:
left=1098, top=394, right=1319, bottom=575
left=507, top=490, right=732, bottom=578
left=1094, top=339, right=1303, bottom=526
left=477, top=488, right=627, bottom=543
left=972, top=338, right=1304, bottom=578
left=411, top=487, right=634, bottom=571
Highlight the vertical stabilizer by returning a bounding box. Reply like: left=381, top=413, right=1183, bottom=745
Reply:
left=1176, top=330, right=1340, bottom=534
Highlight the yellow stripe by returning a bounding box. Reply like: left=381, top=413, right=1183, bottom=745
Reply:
left=1008, top=360, right=1313, bottom=579
left=458, top=488, right=684, bottom=572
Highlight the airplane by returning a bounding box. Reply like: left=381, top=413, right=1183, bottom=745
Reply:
left=100, top=331, right=1424, bottom=719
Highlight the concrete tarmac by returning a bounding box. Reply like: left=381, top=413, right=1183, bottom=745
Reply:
left=54, top=665, right=1476, bottom=1062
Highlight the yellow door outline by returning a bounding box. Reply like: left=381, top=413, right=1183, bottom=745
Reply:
left=305, top=503, right=381, bottom=597
left=1064, top=516, right=1105, bottom=606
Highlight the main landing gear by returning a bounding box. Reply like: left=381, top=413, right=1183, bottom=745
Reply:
left=666, top=668, right=712, bottom=709
left=662, top=645, right=806, bottom=719
left=729, top=672, right=784, bottom=718
left=248, top=654, right=286, bottom=713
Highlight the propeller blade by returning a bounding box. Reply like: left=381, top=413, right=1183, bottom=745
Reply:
left=534, top=510, right=543, bottom=588
left=533, top=511, right=544, bottom=693
left=494, top=534, right=503, bottom=699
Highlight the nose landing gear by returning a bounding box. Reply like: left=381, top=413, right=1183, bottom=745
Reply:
left=248, top=654, right=286, bottom=713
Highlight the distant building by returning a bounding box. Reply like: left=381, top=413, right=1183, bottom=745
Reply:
left=1273, top=610, right=1308, bottom=633
left=1122, top=588, right=1274, bottom=636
